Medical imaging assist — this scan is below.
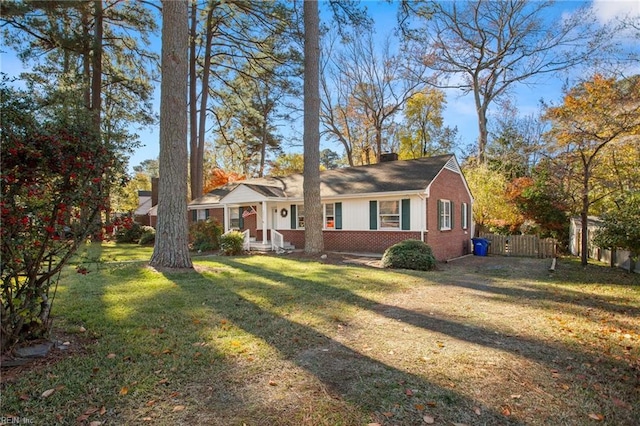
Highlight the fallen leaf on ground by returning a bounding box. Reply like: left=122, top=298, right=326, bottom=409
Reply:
left=119, top=386, right=128, bottom=395
left=106, top=353, right=116, bottom=359
left=268, top=380, right=278, bottom=386
left=77, top=408, right=98, bottom=422
left=41, top=388, right=56, bottom=398
left=501, top=405, right=511, bottom=416
left=142, top=417, right=152, bottom=421
left=89, top=422, right=102, bottom=426
left=405, top=388, right=413, bottom=396
left=588, top=413, right=604, bottom=421
left=510, top=394, right=521, bottom=399
left=172, top=405, right=185, bottom=412
left=474, top=407, right=481, bottom=415
left=414, top=403, right=425, bottom=411
left=99, top=406, right=106, bottom=415
left=423, top=414, right=435, bottom=424
left=612, top=397, right=630, bottom=409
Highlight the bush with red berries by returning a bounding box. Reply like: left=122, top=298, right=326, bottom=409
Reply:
left=1, top=85, right=118, bottom=351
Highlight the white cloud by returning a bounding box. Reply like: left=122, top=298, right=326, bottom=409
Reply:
left=591, top=0, right=640, bottom=24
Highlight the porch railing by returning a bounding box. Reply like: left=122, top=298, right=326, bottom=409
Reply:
left=271, top=230, right=284, bottom=252
left=242, top=229, right=251, bottom=251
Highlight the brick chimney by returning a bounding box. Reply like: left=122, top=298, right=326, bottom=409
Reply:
left=380, top=152, right=398, bottom=162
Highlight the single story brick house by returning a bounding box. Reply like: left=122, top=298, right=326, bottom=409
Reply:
left=187, top=153, right=474, bottom=261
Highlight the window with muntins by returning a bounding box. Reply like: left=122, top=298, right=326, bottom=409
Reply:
left=324, top=203, right=335, bottom=229
left=230, top=208, right=240, bottom=229
left=297, top=205, right=305, bottom=229
left=379, top=200, right=400, bottom=229
left=439, top=199, right=452, bottom=231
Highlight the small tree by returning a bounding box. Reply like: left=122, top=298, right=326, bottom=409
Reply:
left=593, top=193, right=640, bottom=273
left=1, top=86, right=116, bottom=351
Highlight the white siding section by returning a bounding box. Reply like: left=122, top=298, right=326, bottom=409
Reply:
left=341, top=199, right=371, bottom=230
left=220, top=185, right=267, bottom=204
left=270, top=195, right=424, bottom=231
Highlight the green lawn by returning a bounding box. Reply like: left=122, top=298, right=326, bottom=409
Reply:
left=1, top=246, right=639, bottom=425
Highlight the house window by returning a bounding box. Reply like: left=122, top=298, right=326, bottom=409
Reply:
left=324, top=203, right=335, bottom=229
left=439, top=199, right=452, bottom=231
left=461, top=202, right=468, bottom=230
left=197, top=209, right=207, bottom=222
left=379, top=200, right=400, bottom=229
left=297, top=205, right=305, bottom=229
left=230, top=208, right=240, bottom=229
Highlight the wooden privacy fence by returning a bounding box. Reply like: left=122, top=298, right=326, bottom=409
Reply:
left=479, top=233, right=557, bottom=258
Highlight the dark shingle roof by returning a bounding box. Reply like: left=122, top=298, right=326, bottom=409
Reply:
left=280, top=154, right=454, bottom=198
left=190, top=154, right=455, bottom=205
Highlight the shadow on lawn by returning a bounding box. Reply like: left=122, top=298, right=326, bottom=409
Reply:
left=160, top=261, right=525, bottom=426
left=222, top=258, right=637, bottom=368
left=212, top=257, right=639, bottom=424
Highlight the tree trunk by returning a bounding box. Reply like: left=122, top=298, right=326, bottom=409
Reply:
left=375, top=123, right=382, bottom=163
left=150, top=0, right=193, bottom=269
left=580, top=168, right=591, bottom=267
left=303, top=0, right=323, bottom=254
left=91, top=0, right=103, bottom=134
left=473, top=78, right=488, bottom=164
left=188, top=0, right=198, bottom=200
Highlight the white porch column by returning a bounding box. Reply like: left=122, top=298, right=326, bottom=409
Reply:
left=223, top=205, right=229, bottom=232
left=261, top=202, right=268, bottom=244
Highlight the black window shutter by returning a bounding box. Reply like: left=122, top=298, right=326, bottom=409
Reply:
left=335, top=202, right=342, bottom=229
left=205, top=209, right=210, bottom=219
left=290, top=205, right=297, bottom=229
left=191, top=210, right=197, bottom=222
left=437, top=200, right=442, bottom=230
left=369, top=201, right=377, bottom=230
left=401, top=199, right=410, bottom=230
left=239, top=207, right=244, bottom=229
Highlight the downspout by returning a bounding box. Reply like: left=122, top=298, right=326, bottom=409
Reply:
left=418, top=193, right=427, bottom=243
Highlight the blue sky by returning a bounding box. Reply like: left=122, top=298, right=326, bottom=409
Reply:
left=2, top=0, right=638, bottom=171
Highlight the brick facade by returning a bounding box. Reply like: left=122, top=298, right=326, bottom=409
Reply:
left=185, top=157, right=473, bottom=261
left=424, top=168, right=472, bottom=260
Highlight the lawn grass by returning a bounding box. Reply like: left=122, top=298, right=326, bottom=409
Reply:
left=1, top=249, right=639, bottom=425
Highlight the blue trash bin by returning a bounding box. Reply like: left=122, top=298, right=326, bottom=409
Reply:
left=472, top=238, right=489, bottom=256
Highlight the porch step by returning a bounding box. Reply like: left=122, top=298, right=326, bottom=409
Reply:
left=248, top=241, right=295, bottom=252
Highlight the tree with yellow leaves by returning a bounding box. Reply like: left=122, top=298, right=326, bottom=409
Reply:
left=544, top=75, right=640, bottom=266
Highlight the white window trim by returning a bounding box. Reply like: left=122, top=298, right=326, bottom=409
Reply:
left=229, top=208, right=240, bottom=229
left=324, top=203, right=335, bottom=229
left=379, top=200, right=401, bottom=230
left=440, top=199, right=452, bottom=231
left=462, top=202, right=468, bottom=230
left=297, top=204, right=305, bottom=229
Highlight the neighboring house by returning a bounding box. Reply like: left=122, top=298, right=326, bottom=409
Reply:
left=134, top=190, right=152, bottom=226
left=134, top=178, right=158, bottom=227
left=188, top=154, right=474, bottom=261
left=570, top=216, right=639, bottom=273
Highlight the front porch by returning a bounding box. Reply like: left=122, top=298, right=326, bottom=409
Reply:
left=237, top=229, right=296, bottom=252
left=247, top=236, right=296, bottom=252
